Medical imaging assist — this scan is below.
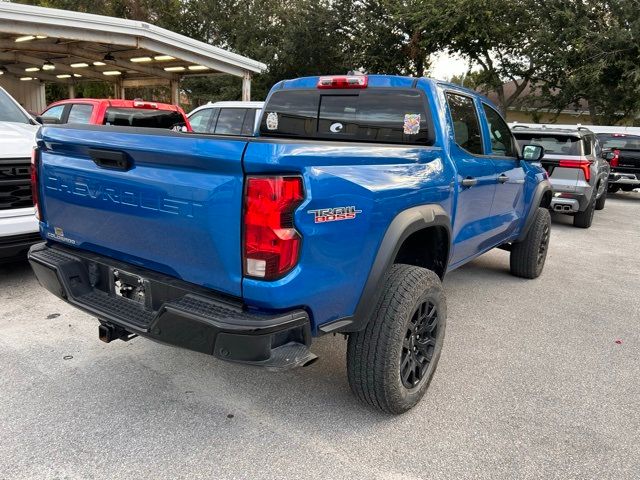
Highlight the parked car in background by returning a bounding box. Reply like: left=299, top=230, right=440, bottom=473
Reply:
left=29, top=75, right=551, bottom=413
left=596, top=133, right=640, bottom=193
left=187, top=101, right=263, bottom=135
left=0, top=87, right=39, bottom=261
left=39, top=99, right=191, bottom=131
left=513, top=126, right=609, bottom=228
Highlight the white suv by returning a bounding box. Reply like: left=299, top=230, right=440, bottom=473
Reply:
left=187, top=101, right=264, bottom=136
left=0, top=87, right=39, bottom=261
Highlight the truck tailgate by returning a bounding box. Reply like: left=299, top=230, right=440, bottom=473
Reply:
left=38, top=126, right=247, bottom=297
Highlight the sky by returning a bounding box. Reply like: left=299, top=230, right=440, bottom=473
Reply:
left=429, top=52, right=470, bottom=81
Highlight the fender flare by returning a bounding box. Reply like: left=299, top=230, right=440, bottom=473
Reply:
left=319, top=204, right=451, bottom=334
left=516, top=180, right=552, bottom=242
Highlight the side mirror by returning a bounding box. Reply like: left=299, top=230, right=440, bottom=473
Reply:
left=521, top=144, right=544, bottom=162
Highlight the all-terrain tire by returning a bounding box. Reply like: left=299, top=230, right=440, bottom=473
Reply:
left=595, top=185, right=607, bottom=211
left=573, top=193, right=596, bottom=228
left=608, top=184, right=620, bottom=194
left=346, top=264, right=446, bottom=414
left=510, top=207, right=551, bottom=279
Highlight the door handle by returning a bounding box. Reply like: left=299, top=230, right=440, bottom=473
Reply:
left=89, top=148, right=131, bottom=171
left=498, top=174, right=509, bottom=184
left=461, top=177, right=478, bottom=188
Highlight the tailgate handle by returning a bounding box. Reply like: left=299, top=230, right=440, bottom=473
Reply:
left=89, top=149, right=131, bottom=171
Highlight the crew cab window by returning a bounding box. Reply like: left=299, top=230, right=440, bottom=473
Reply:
left=189, top=108, right=214, bottom=133
left=215, top=108, right=247, bottom=135
left=446, top=93, right=483, bottom=155
left=260, top=89, right=431, bottom=145
left=514, top=134, right=580, bottom=155
left=41, top=104, right=65, bottom=123
left=482, top=104, right=517, bottom=157
left=67, top=104, right=93, bottom=124
left=103, top=108, right=184, bottom=129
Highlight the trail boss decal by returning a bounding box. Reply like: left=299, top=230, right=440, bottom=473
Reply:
left=308, top=206, right=362, bottom=223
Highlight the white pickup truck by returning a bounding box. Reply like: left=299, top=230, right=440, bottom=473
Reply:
left=0, top=87, right=39, bottom=261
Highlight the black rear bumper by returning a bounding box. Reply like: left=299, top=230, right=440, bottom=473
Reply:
left=0, top=232, right=42, bottom=262
left=28, top=243, right=314, bottom=369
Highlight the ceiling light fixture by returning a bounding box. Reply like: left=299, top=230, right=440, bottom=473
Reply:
left=164, top=66, right=185, bottom=72
left=130, top=56, right=152, bottom=63
left=103, top=70, right=122, bottom=76
left=25, top=67, right=40, bottom=72
left=56, top=74, right=71, bottom=79
left=154, top=55, right=175, bottom=61
left=188, top=65, right=209, bottom=71
left=42, top=61, right=55, bottom=71
left=73, top=73, right=82, bottom=78
left=93, top=61, right=106, bottom=66
left=35, top=35, right=47, bottom=39
left=20, top=77, right=34, bottom=81
left=15, top=35, right=35, bottom=43
left=70, top=62, right=89, bottom=68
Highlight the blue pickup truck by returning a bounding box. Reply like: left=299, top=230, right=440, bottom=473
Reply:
left=29, top=75, right=551, bottom=413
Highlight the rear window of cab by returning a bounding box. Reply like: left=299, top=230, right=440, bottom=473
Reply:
left=514, top=133, right=582, bottom=156
left=259, top=89, right=432, bottom=145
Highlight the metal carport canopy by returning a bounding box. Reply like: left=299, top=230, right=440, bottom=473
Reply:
left=0, top=2, right=266, bottom=102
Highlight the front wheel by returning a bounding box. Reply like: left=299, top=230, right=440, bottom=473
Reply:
left=510, top=207, right=551, bottom=279
left=347, top=264, right=446, bottom=414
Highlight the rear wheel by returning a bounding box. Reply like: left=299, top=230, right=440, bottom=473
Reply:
left=608, top=184, right=620, bottom=193
left=347, top=264, right=446, bottom=414
left=595, top=183, right=607, bottom=211
left=510, top=207, right=551, bottom=279
left=621, top=185, right=636, bottom=192
left=574, top=193, right=596, bottom=228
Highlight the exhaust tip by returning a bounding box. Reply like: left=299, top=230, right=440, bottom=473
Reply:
left=302, top=354, right=319, bottom=367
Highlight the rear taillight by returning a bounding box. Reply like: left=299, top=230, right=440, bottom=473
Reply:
left=30, top=147, right=40, bottom=220
left=317, top=75, right=368, bottom=89
left=558, top=159, right=592, bottom=182
left=610, top=149, right=620, bottom=167
left=243, top=176, right=304, bottom=279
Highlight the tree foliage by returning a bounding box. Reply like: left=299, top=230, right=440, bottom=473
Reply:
left=10, top=0, right=640, bottom=123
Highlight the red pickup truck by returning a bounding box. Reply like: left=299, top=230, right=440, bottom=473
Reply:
left=39, top=98, right=191, bottom=131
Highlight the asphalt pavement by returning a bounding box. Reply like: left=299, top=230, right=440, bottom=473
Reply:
left=1, top=192, right=639, bottom=480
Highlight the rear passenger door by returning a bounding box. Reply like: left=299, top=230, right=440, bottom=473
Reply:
left=445, top=91, right=498, bottom=266
left=480, top=103, right=526, bottom=239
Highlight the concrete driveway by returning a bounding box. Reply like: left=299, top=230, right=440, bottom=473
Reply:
left=1, top=192, right=639, bottom=480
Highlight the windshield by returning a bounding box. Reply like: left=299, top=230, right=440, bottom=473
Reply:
left=0, top=89, right=30, bottom=124
left=596, top=134, right=640, bottom=150
left=515, top=133, right=581, bottom=155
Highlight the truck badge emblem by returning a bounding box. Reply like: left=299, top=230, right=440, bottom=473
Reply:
left=307, top=206, right=362, bottom=223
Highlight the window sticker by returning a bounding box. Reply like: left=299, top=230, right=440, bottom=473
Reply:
left=403, top=114, right=421, bottom=135
left=266, top=112, right=279, bottom=130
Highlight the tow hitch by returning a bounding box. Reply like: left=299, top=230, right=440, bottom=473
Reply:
left=98, top=322, right=137, bottom=343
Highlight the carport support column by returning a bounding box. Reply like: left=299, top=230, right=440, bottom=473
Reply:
left=170, top=79, right=180, bottom=105
left=242, top=72, right=251, bottom=101
left=68, top=83, right=75, bottom=99
left=113, top=81, right=125, bottom=99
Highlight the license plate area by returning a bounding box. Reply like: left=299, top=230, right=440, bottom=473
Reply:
left=111, top=268, right=151, bottom=308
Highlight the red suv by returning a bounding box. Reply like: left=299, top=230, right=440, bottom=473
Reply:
left=39, top=99, right=192, bottom=131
